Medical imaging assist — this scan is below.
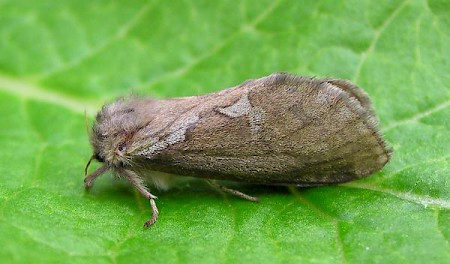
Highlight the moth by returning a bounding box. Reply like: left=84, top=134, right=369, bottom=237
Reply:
left=84, top=72, right=392, bottom=227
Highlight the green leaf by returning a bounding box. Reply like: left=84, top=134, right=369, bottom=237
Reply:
left=1, top=0, right=449, bottom=263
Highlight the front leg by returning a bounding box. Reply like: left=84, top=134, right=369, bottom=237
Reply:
left=84, top=165, right=109, bottom=190
left=120, top=169, right=159, bottom=228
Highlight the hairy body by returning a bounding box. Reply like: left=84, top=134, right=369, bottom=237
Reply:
left=84, top=73, right=392, bottom=227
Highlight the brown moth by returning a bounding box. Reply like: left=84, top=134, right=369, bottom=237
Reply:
left=84, top=72, right=392, bottom=227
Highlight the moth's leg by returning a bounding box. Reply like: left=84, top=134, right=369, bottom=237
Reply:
left=206, top=179, right=260, bottom=202
left=84, top=165, right=109, bottom=190
left=121, top=169, right=159, bottom=228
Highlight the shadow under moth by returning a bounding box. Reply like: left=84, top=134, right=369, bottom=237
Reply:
left=84, top=72, right=392, bottom=227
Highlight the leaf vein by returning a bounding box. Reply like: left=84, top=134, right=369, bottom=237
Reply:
left=37, top=1, right=158, bottom=80
left=381, top=155, right=450, bottom=181
left=288, top=187, right=347, bottom=263
left=383, top=100, right=450, bottom=131
left=0, top=74, right=100, bottom=115
left=134, top=0, right=283, bottom=92
left=352, top=0, right=410, bottom=82
left=343, top=183, right=450, bottom=209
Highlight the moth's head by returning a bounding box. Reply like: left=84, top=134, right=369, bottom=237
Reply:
left=90, top=98, right=140, bottom=167
left=84, top=98, right=142, bottom=187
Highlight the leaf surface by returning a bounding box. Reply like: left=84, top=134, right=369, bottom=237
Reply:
left=0, top=0, right=449, bottom=263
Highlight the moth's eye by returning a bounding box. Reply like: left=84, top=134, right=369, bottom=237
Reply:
left=117, top=143, right=126, bottom=153
left=94, top=154, right=104, bottom=162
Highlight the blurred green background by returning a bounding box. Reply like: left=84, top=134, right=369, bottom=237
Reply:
left=0, top=0, right=449, bottom=263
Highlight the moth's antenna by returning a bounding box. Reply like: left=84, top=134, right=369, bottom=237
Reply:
left=84, top=110, right=91, bottom=137
left=85, top=155, right=94, bottom=176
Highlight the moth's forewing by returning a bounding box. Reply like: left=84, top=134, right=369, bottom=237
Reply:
left=139, top=73, right=392, bottom=185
